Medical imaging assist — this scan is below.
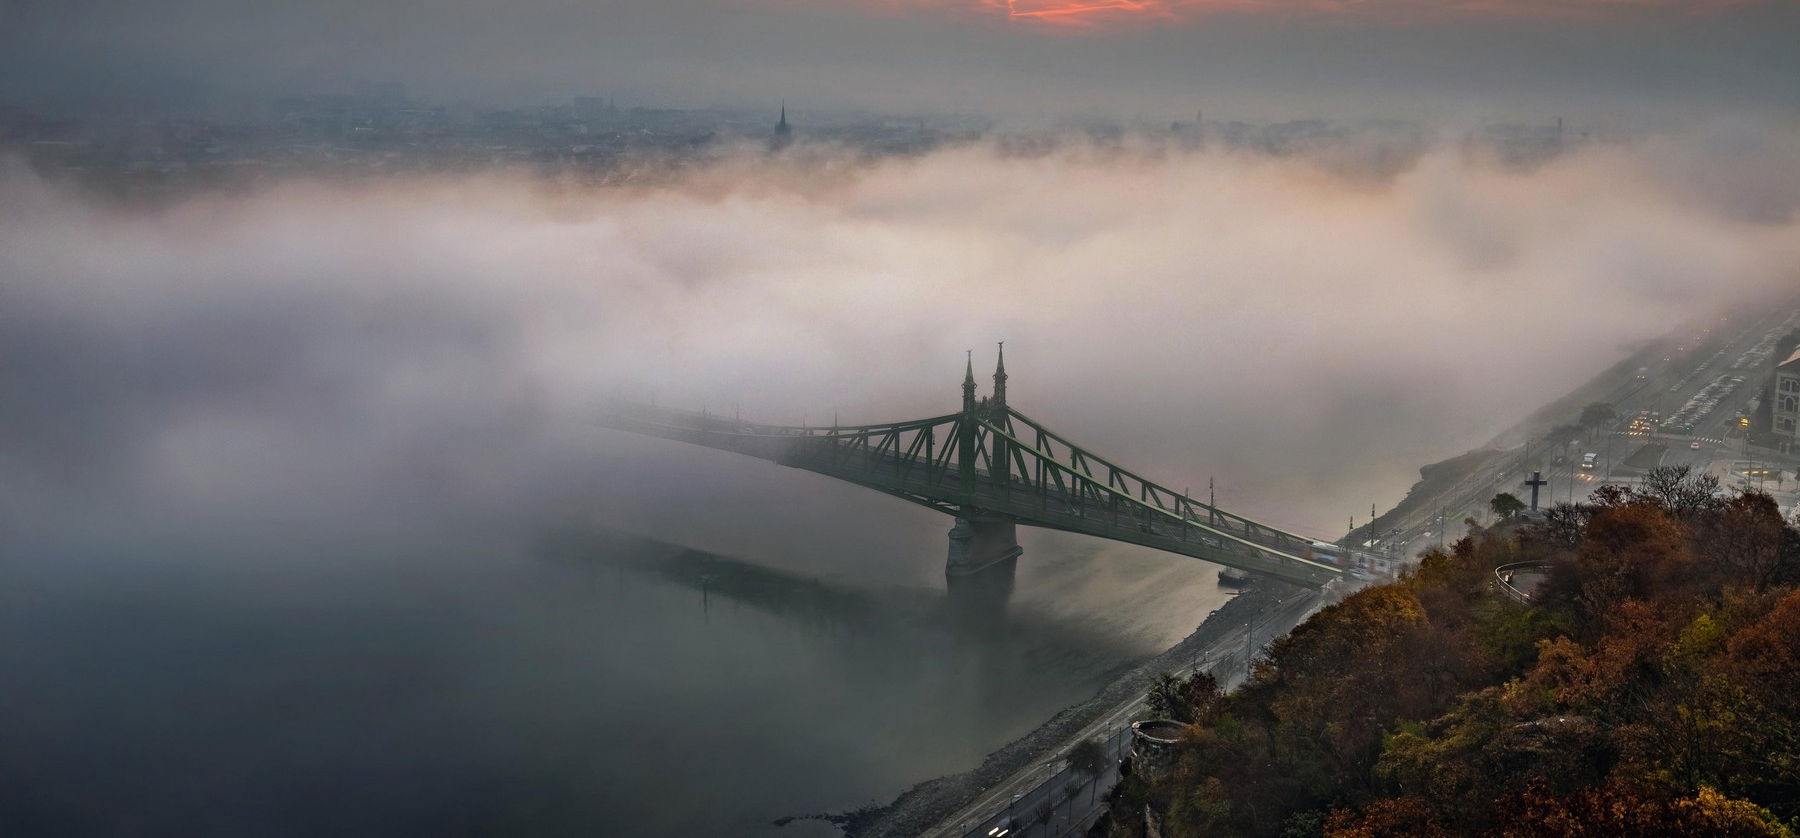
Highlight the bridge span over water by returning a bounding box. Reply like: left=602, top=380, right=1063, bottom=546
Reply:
left=599, top=349, right=1351, bottom=589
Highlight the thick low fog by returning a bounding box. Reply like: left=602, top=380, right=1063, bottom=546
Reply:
left=5, top=125, right=1799, bottom=558
left=3, top=119, right=1799, bottom=837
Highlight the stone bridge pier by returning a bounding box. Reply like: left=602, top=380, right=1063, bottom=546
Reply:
left=946, top=516, right=1021, bottom=576
left=950, top=514, right=1022, bottom=586
left=946, top=515, right=1020, bottom=613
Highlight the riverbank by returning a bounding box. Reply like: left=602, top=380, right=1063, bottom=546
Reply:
left=836, top=582, right=1305, bottom=838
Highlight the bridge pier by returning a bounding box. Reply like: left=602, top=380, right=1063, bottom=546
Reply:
left=945, top=516, right=1020, bottom=614
left=946, top=516, right=1021, bottom=579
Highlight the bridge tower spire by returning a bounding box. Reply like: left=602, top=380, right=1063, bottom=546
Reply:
left=990, top=342, right=1009, bottom=497
left=947, top=349, right=1020, bottom=599
left=962, top=350, right=977, bottom=413
left=992, top=341, right=1007, bottom=413
left=959, top=351, right=978, bottom=491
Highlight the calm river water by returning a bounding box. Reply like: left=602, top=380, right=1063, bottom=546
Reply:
left=0, top=446, right=1237, bottom=836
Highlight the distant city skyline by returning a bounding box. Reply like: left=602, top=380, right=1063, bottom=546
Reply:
left=4, top=0, right=1796, bottom=121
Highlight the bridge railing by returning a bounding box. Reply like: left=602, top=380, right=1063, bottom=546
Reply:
left=1493, top=561, right=1551, bottom=605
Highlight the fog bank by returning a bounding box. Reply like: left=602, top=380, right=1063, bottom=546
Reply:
left=4, top=126, right=1798, bottom=565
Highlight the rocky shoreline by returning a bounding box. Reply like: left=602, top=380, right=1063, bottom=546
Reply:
left=826, top=583, right=1297, bottom=838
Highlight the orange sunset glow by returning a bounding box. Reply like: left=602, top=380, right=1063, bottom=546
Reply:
left=855, top=0, right=1769, bottom=28
left=994, top=0, right=1170, bottom=25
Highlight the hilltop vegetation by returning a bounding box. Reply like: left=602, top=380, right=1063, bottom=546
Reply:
left=1111, top=467, right=1800, bottom=837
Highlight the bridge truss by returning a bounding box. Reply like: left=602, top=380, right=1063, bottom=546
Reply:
left=598, top=359, right=1350, bottom=588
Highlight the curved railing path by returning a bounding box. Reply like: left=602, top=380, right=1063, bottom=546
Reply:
left=1493, top=561, right=1552, bottom=605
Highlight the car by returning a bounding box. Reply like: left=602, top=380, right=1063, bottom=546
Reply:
left=1691, top=441, right=1703, bottom=449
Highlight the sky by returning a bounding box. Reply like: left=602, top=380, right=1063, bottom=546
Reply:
left=3, top=0, right=1798, bottom=119
left=5, top=6, right=1799, bottom=833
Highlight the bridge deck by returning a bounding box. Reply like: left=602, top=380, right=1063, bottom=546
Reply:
left=599, top=401, right=1348, bottom=588
left=788, top=448, right=1340, bottom=587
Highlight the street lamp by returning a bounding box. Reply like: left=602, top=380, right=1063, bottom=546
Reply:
left=1603, top=432, right=1614, bottom=481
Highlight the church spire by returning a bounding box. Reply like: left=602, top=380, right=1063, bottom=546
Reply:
left=771, top=101, right=793, bottom=150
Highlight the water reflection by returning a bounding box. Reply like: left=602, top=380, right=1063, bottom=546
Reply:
left=945, top=554, right=1018, bottom=632
left=534, top=527, right=1159, bottom=834
left=0, top=504, right=1225, bottom=838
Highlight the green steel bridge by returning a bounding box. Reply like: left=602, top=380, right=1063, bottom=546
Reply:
left=599, top=349, right=1350, bottom=588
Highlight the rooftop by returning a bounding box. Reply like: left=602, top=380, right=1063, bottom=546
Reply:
left=1781, top=346, right=1800, bottom=370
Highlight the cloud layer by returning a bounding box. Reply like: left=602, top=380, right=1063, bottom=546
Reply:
left=3, top=127, right=1797, bottom=559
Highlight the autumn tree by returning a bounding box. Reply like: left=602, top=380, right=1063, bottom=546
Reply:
left=1492, top=782, right=1792, bottom=837
left=1124, top=476, right=1800, bottom=837
left=1547, top=423, right=1584, bottom=457
left=1490, top=492, right=1527, bottom=521
left=1323, top=796, right=1448, bottom=837
left=1697, top=492, right=1794, bottom=590
left=1147, top=670, right=1223, bottom=725
left=1710, top=588, right=1800, bottom=813
left=1069, top=738, right=1109, bottom=804
left=1634, top=465, right=1724, bottom=521
left=1147, top=672, right=1185, bottom=721
left=1579, top=402, right=1618, bottom=438
left=1566, top=502, right=1691, bottom=624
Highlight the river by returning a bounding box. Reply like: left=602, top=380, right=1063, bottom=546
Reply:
left=0, top=435, right=1242, bottom=837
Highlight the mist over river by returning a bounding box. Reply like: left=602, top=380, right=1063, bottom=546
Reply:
left=5, top=128, right=1792, bottom=834
left=0, top=443, right=1237, bottom=836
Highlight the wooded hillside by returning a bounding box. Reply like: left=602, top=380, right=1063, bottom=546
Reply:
left=1112, top=467, right=1800, bottom=837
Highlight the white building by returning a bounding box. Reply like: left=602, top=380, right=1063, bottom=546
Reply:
left=1773, top=346, right=1800, bottom=449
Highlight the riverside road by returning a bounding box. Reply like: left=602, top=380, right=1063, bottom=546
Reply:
left=926, top=590, right=1330, bottom=838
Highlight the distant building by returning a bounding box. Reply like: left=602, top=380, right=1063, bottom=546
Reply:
left=770, top=103, right=793, bottom=151
left=1773, top=345, right=1800, bottom=449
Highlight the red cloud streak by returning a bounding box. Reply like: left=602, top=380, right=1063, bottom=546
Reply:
left=832, top=0, right=1766, bottom=28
